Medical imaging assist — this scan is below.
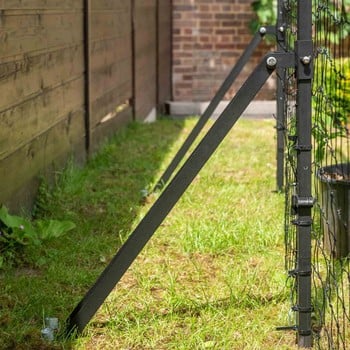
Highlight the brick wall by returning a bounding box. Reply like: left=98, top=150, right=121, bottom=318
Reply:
left=172, top=0, right=275, bottom=102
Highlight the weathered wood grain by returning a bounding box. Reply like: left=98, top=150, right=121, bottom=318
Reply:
left=0, top=0, right=171, bottom=210
left=0, top=45, right=84, bottom=111
left=0, top=109, right=86, bottom=205
left=0, top=76, right=85, bottom=159
left=0, top=1, right=83, bottom=10
left=89, top=0, right=132, bottom=139
left=0, top=12, right=84, bottom=60
left=133, top=0, right=157, bottom=120
left=0, top=6, right=86, bottom=209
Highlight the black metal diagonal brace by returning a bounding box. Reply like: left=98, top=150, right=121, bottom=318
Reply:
left=153, top=27, right=275, bottom=191
left=65, top=52, right=295, bottom=336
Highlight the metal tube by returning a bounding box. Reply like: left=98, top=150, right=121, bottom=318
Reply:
left=276, top=1, right=287, bottom=191
left=295, top=0, right=313, bottom=347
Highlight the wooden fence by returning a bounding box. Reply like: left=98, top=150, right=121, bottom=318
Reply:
left=0, top=0, right=172, bottom=211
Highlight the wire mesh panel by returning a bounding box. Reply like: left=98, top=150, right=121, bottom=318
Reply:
left=312, top=0, right=350, bottom=348
left=284, top=0, right=350, bottom=348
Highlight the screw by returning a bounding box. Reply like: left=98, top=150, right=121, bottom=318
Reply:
left=259, top=27, right=267, bottom=35
left=266, top=56, right=277, bottom=68
left=301, top=56, right=311, bottom=65
left=279, top=26, right=285, bottom=33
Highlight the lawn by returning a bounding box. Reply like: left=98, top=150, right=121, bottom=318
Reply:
left=0, top=116, right=298, bottom=349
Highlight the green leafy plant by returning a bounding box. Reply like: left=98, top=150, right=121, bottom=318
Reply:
left=314, top=0, right=350, bottom=45
left=0, top=205, right=75, bottom=268
left=313, top=57, right=350, bottom=164
left=249, top=0, right=277, bottom=33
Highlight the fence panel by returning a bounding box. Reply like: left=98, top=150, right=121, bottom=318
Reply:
left=0, top=1, right=86, bottom=209
left=311, top=1, right=350, bottom=348
left=0, top=0, right=170, bottom=211
left=283, top=0, right=350, bottom=348
left=89, top=0, right=133, bottom=150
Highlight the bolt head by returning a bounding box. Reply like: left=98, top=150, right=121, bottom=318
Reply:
left=301, top=56, right=311, bottom=65
left=266, top=56, right=277, bottom=68
left=279, top=26, right=285, bottom=33
left=259, top=27, right=267, bottom=35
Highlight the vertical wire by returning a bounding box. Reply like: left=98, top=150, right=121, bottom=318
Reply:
left=311, top=0, right=350, bottom=348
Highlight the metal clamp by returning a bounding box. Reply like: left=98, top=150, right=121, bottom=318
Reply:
left=299, top=329, right=312, bottom=336
left=292, top=195, right=315, bottom=209
left=288, top=269, right=312, bottom=277
left=292, top=305, right=313, bottom=313
left=292, top=218, right=313, bottom=227
left=294, top=144, right=312, bottom=151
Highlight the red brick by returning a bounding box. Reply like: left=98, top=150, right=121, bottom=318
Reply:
left=172, top=0, right=275, bottom=101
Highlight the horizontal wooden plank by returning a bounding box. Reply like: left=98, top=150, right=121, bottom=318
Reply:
left=134, top=1, right=157, bottom=11
left=90, top=10, right=130, bottom=42
left=90, top=57, right=132, bottom=104
left=0, top=0, right=83, bottom=10
left=0, top=109, right=86, bottom=205
left=90, top=36, right=131, bottom=70
left=91, top=0, right=130, bottom=11
left=90, top=106, right=132, bottom=153
left=91, top=81, right=132, bottom=127
left=0, top=76, right=85, bottom=159
left=0, top=12, right=83, bottom=59
left=0, top=44, right=84, bottom=110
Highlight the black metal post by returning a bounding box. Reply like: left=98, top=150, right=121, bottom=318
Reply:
left=294, top=0, right=313, bottom=347
left=153, top=27, right=275, bottom=191
left=65, top=52, right=293, bottom=336
left=276, top=0, right=287, bottom=191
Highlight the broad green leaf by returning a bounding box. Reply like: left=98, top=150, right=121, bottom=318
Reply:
left=36, top=220, right=76, bottom=240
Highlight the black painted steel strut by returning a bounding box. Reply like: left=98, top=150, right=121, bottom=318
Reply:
left=65, top=51, right=294, bottom=336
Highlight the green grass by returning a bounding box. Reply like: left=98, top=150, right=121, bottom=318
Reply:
left=0, top=116, right=298, bottom=349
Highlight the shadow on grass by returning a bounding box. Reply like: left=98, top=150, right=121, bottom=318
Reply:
left=0, top=117, right=191, bottom=349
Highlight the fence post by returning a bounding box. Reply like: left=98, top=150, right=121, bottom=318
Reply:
left=276, top=0, right=286, bottom=191
left=83, top=0, right=91, bottom=155
left=130, top=0, right=136, bottom=120
left=295, top=0, right=313, bottom=347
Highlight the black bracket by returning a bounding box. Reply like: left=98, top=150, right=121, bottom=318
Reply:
left=299, top=329, right=312, bottom=336
left=294, top=144, right=312, bottom=152
left=295, top=40, right=313, bottom=80
left=291, top=195, right=315, bottom=209
left=292, top=218, right=313, bottom=227
left=276, top=325, right=298, bottom=332
left=276, top=325, right=312, bottom=337
left=288, top=269, right=312, bottom=278
left=292, top=305, right=314, bottom=314
left=259, top=25, right=277, bottom=37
